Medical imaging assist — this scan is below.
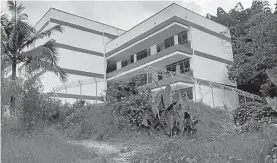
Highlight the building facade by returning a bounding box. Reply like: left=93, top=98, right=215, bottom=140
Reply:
left=30, top=3, right=238, bottom=107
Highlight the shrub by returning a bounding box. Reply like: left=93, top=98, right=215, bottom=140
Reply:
left=106, top=79, right=203, bottom=138
left=233, top=102, right=277, bottom=132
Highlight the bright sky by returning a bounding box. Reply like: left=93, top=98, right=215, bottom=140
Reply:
left=2, top=0, right=277, bottom=31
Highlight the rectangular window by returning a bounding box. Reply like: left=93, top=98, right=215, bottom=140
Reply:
left=107, top=63, right=116, bottom=73
left=132, top=73, right=152, bottom=86
left=166, top=59, right=190, bottom=74
left=164, top=36, right=174, bottom=49
left=157, top=42, right=165, bottom=53
left=178, top=31, right=188, bottom=45
left=158, top=72, right=163, bottom=81
left=137, top=49, right=150, bottom=61
left=121, top=59, right=128, bottom=67
left=121, top=55, right=134, bottom=68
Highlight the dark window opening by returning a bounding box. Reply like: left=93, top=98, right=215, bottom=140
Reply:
left=178, top=31, right=188, bottom=45
left=137, top=49, right=150, bottom=61
left=166, top=59, right=190, bottom=74
left=157, top=43, right=165, bottom=53
left=132, top=73, right=152, bottom=86
left=165, top=36, right=174, bottom=49
left=107, top=63, right=116, bottom=73
left=121, top=55, right=134, bottom=68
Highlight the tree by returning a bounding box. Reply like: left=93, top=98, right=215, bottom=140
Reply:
left=1, top=0, right=67, bottom=81
left=207, top=1, right=277, bottom=97
left=1, top=0, right=68, bottom=120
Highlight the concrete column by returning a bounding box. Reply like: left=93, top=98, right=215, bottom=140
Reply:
left=150, top=45, right=157, bottom=55
left=134, top=54, right=137, bottom=62
left=176, top=65, right=180, bottom=75
left=116, top=61, right=122, bottom=70
left=174, top=35, right=178, bottom=45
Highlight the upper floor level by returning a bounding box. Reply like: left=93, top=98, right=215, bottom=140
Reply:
left=105, top=3, right=231, bottom=57
left=35, top=8, right=126, bottom=41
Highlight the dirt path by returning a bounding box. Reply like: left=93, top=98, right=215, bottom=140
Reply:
left=69, top=140, right=144, bottom=163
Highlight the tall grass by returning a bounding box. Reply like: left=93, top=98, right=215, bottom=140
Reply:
left=1, top=119, right=98, bottom=163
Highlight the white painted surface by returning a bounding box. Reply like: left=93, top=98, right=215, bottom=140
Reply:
left=106, top=22, right=189, bottom=59
left=192, top=55, right=235, bottom=86
left=194, top=84, right=239, bottom=109
left=106, top=4, right=229, bottom=53
left=150, top=45, right=157, bottom=55
left=48, top=22, right=106, bottom=53
left=50, top=8, right=125, bottom=36
left=116, top=61, right=122, bottom=70
left=191, top=28, right=233, bottom=61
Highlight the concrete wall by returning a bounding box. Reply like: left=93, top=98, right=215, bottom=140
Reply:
left=32, top=8, right=124, bottom=103
left=194, top=84, right=239, bottom=109
left=106, top=3, right=229, bottom=53
left=190, top=25, right=235, bottom=87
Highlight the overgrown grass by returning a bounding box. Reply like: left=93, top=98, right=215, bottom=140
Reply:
left=1, top=119, right=99, bottom=163
left=97, top=102, right=273, bottom=163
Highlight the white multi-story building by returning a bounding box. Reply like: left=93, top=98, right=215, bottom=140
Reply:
left=29, top=3, right=238, bottom=107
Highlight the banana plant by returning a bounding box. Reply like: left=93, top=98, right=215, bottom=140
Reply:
left=142, top=84, right=198, bottom=137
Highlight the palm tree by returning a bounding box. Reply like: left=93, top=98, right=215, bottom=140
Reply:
left=1, top=0, right=68, bottom=116
left=1, top=0, right=68, bottom=82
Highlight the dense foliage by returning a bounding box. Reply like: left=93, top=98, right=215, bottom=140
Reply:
left=106, top=79, right=199, bottom=138
left=233, top=102, right=277, bottom=132
left=207, top=0, right=277, bottom=97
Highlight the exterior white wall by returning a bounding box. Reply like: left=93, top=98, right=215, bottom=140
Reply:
left=48, top=22, right=106, bottom=52
left=106, top=3, right=229, bottom=53
left=194, top=84, right=239, bottom=109
left=191, top=28, right=233, bottom=61
left=34, top=9, right=51, bottom=32
left=50, top=8, right=125, bottom=36
left=192, top=55, right=235, bottom=86
left=32, top=9, right=121, bottom=103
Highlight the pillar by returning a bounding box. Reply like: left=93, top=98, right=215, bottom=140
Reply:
left=174, top=35, right=178, bottom=45
left=116, top=61, right=121, bottom=70
left=176, top=65, right=180, bottom=75
left=134, top=54, right=137, bottom=62
left=150, top=45, right=157, bottom=55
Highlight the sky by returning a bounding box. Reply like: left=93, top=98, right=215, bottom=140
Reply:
left=2, top=0, right=277, bottom=31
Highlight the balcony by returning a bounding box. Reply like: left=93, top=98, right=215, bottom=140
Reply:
left=106, top=30, right=192, bottom=75
left=138, top=69, right=194, bottom=90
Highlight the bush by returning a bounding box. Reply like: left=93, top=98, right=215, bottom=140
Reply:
left=57, top=104, right=123, bottom=140
left=233, top=102, right=277, bottom=132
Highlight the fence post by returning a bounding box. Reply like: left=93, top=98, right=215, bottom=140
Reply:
left=78, top=81, right=82, bottom=101
left=64, top=85, right=67, bottom=103
left=209, top=83, right=215, bottom=108
left=243, top=93, right=246, bottom=103
left=96, top=80, right=98, bottom=104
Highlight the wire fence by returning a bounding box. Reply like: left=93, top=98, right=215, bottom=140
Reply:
left=110, top=65, right=264, bottom=109
left=51, top=77, right=106, bottom=104
left=50, top=65, right=264, bottom=108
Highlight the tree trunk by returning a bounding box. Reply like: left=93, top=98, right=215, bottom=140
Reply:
left=10, top=62, right=17, bottom=115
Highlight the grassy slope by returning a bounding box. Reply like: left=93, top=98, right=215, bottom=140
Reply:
left=105, top=102, right=272, bottom=163
left=1, top=120, right=98, bottom=163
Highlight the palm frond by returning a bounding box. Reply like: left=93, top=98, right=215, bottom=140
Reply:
left=21, top=39, right=59, bottom=65
left=23, top=25, right=63, bottom=49
left=7, top=0, right=16, bottom=12
left=24, top=60, right=68, bottom=83
left=24, top=69, right=46, bottom=87
left=1, top=14, right=9, bottom=26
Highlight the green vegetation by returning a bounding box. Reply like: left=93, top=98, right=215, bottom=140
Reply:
left=1, top=0, right=277, bottom=163
left=207, top=0, right=277, bottom=97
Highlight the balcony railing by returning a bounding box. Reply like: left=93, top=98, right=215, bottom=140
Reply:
left=107, top=31, right=192, bottom=74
